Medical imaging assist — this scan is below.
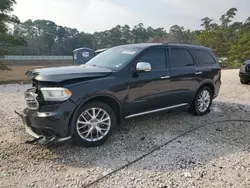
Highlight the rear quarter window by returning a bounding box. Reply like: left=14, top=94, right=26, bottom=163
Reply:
left=193, top=49, right=216, bottom=66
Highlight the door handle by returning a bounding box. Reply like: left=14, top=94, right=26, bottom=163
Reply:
left=195, top=72, right=203, bottom=75
left=161, top=76, right=170, bottom=79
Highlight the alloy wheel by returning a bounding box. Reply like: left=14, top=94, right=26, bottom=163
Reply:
left=76, top=108, right=111, bottom=142
left=197, top=90, right=211, bottom=113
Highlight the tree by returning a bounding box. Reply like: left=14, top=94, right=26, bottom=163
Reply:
left=228, top=29, right=250, bottom=64
left=132, top=23, right=149, bottom=43
left=0, top=0, right=19, bottom=33
left=220, top=8, right=238, bottom=28
left=195, top=29, right=229, bottom=57
left=0, top=0, right=26, bottom=70
left=6, top=6, right=250, bottom=69
left=166, top=25, right=185, bottom=42
left=201, top=17, right=213, bottom=30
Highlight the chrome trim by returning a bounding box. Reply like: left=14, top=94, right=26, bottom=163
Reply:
left=25, top=91, right=39, bottom=110
left=25, top=124, right=41, bottom=139
left=136, top=62, right=152, bottom=72
left=56, top=136, right=72, bottom=142
left=25, top=124, right=71, bottom=142
left=195, top=72, right=203, bottom=75
left=125, top=103, right=188, bottom=119
left=161, top=76, right=170, bottom=79
left=33, top=112, right=58, bottom=117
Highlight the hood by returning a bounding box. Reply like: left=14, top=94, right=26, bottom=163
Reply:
left=26, top=65, right=112, bottom=82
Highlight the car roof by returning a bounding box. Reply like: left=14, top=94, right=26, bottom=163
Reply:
left=165, top=43, right=211, bottom=51
left=73, top=47, right=93, bottom=52
left=95, top=48, right=109, bottom=53
left=116, top=43, right=211, bottom=51
left=117, top=43, right=162, bottom=49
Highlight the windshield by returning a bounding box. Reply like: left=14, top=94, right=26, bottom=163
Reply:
left=85, top=46, right=142, bottom=70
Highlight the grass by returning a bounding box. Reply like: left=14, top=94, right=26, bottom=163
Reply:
left=0, top=65, right=42, bottom=84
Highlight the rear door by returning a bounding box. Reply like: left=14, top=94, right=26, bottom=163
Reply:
left=192, top=49, right=220, bottom=80
left=169, top=47, right=200, bottom=105
left=192, top=49, right=221, bottom=96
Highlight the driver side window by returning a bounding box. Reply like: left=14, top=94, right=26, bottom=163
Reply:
left=137, top=48, right=166, bottom=70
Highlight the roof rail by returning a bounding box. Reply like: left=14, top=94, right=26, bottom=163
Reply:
left=164, top=42, right=204, bottom=47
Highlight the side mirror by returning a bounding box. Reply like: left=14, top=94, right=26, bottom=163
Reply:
left=136, top=62, right=151, bottom=72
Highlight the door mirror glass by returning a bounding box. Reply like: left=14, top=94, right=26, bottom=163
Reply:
left=136, top=62, right=151, bottom=72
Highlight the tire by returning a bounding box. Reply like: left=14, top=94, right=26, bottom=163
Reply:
left=190, top=86, right=213, bottom=116
left=240, top=79, right=249, bottom=84
left=72, top=101, right=117, bottom=147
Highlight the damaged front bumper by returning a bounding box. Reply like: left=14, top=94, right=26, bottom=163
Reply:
left=14, top=102, right=75, bottom=145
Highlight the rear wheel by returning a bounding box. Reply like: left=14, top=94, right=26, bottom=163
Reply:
left=73, top=102, right=117, bottom=147
left=190, top=86, right=213, bottom=116
left=240, top=79, right=249, bottom=84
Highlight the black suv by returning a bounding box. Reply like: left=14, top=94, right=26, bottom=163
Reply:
left=239, top=60, right=250, bottom=84
left=16, top=43, right=221, bottom=147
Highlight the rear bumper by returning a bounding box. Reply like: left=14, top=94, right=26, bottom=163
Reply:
left=15, top=100, right=76, bottom=144
left=239, top=71, right=250, bottom=80
left=213, top=79, right=221, bottom=99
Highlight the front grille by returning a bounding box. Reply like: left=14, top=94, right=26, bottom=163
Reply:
left=25, top=89, right=39, bottom=110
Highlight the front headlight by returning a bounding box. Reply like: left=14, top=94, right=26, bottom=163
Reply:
left=41, top=87, right=72, bottom=101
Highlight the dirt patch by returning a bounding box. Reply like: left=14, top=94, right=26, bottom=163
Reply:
left=0, top=65, right=42, bottom=83
left=0, top=60, right=72, bottom=84
left=0, top=62, right=11, bottom=71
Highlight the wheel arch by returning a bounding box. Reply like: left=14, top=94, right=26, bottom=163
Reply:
left=191, top=80, right=215, bottom=105
left=197, top=80, right=215, bottom=96
left=68, top=94, right=122, bottom=135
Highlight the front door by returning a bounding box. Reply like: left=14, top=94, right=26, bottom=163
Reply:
left=125, top=48, right=172, bottom=116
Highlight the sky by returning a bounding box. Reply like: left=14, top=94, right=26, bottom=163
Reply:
left=14, top=0, right=250, bottom=33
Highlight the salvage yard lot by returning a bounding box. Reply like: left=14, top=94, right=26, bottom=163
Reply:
left=0, top=69, right=250, bottom=188
left=0, top=60, right=71, bottom=83
left=0, top=65, right=42, bottom=83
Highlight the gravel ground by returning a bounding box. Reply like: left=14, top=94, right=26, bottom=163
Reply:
left=0, top=69, right=250, bottom=188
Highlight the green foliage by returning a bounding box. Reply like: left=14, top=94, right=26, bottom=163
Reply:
left=0, top=0, right=26, bottom=50
left=1, top=6, right=249, bottom=69
left=195, top=8, right=250, bottom=67
left=195, top=29, right=229, bottom=57
left=229, top=29, right=250, bottom=63
left=0, top=0, right=19, bottom=33
left=0, top=0, right=27, bottom=70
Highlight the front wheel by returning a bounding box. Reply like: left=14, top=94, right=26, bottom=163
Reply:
left=190, top=87, right=213, bottom=116
left=240, top=79, right=249, bottom=84
left=73, top=102, right=117, bottom=147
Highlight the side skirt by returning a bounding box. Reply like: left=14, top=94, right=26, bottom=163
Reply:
left=125, top=103, right=189, bottom=119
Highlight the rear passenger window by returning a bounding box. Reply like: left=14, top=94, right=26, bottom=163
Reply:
left=170, top=48, right=194, bottom=68
left=193, top=50, right=216, bottom=65
left=137, top=49, right=166, bottom=70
